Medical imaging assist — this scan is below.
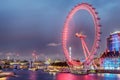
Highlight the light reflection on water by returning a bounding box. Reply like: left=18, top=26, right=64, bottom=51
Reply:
left=56, top=73, right=96, bottom=80
left=4, top=70, right=120, bottom=80
left=56, top=73, right=120, bottom=80
left=29, top=71, right=36, bottom=80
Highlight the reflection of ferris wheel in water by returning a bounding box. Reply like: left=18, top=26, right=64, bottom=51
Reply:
left=62, top=3, right=101, bottom=67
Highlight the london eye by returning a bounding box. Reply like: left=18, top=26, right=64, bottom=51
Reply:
left=62, top=3, right=101, bottom=67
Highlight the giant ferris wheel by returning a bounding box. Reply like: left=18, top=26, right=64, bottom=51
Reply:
left=62, top=3, right=101, bottom=67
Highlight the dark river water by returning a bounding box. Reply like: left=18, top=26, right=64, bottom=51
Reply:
left=2, top=70, right=120, bottom=80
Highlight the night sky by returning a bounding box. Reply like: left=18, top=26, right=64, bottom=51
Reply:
left=0, top=0, right=120, bottom=60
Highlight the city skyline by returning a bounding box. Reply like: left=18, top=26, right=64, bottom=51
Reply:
left=0, top=0, right=120, bottom=59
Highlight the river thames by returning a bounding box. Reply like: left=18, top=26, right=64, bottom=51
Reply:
left=2, top=70, right=120, bottom=80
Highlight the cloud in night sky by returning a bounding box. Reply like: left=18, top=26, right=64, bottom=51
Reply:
left=0, top=0, right=119, bottom=59
left=47, top=43, right=61, bottom=47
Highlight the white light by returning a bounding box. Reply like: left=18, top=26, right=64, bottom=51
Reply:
left=69, top=47, right=72, bottom=60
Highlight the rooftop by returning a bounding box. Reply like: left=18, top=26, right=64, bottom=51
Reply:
left=110, top=31, right=120, bottom=35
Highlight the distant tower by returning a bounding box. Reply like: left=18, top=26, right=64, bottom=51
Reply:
left=32, top=50, right=37, bottom=61
left=6, top=53, right=10, bottom=60
left=7, top=56, right=10, bottom=60
left=69, top=47, right=72, bottom=61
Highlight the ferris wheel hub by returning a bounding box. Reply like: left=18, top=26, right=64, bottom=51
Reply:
left=75, top=32, right=86, bottom=39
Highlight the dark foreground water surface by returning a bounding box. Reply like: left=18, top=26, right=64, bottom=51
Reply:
left=4, top=70, right=120, bottom=80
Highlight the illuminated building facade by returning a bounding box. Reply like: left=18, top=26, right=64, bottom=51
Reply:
left=101, top=58, right=120, bottom=70
left=101, top=31, right=120, bottom=70
left=107, top=31, right=120, bottom=52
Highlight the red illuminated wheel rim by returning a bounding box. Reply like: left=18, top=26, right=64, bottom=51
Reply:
left=62, top=3, right=101, bottom=66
